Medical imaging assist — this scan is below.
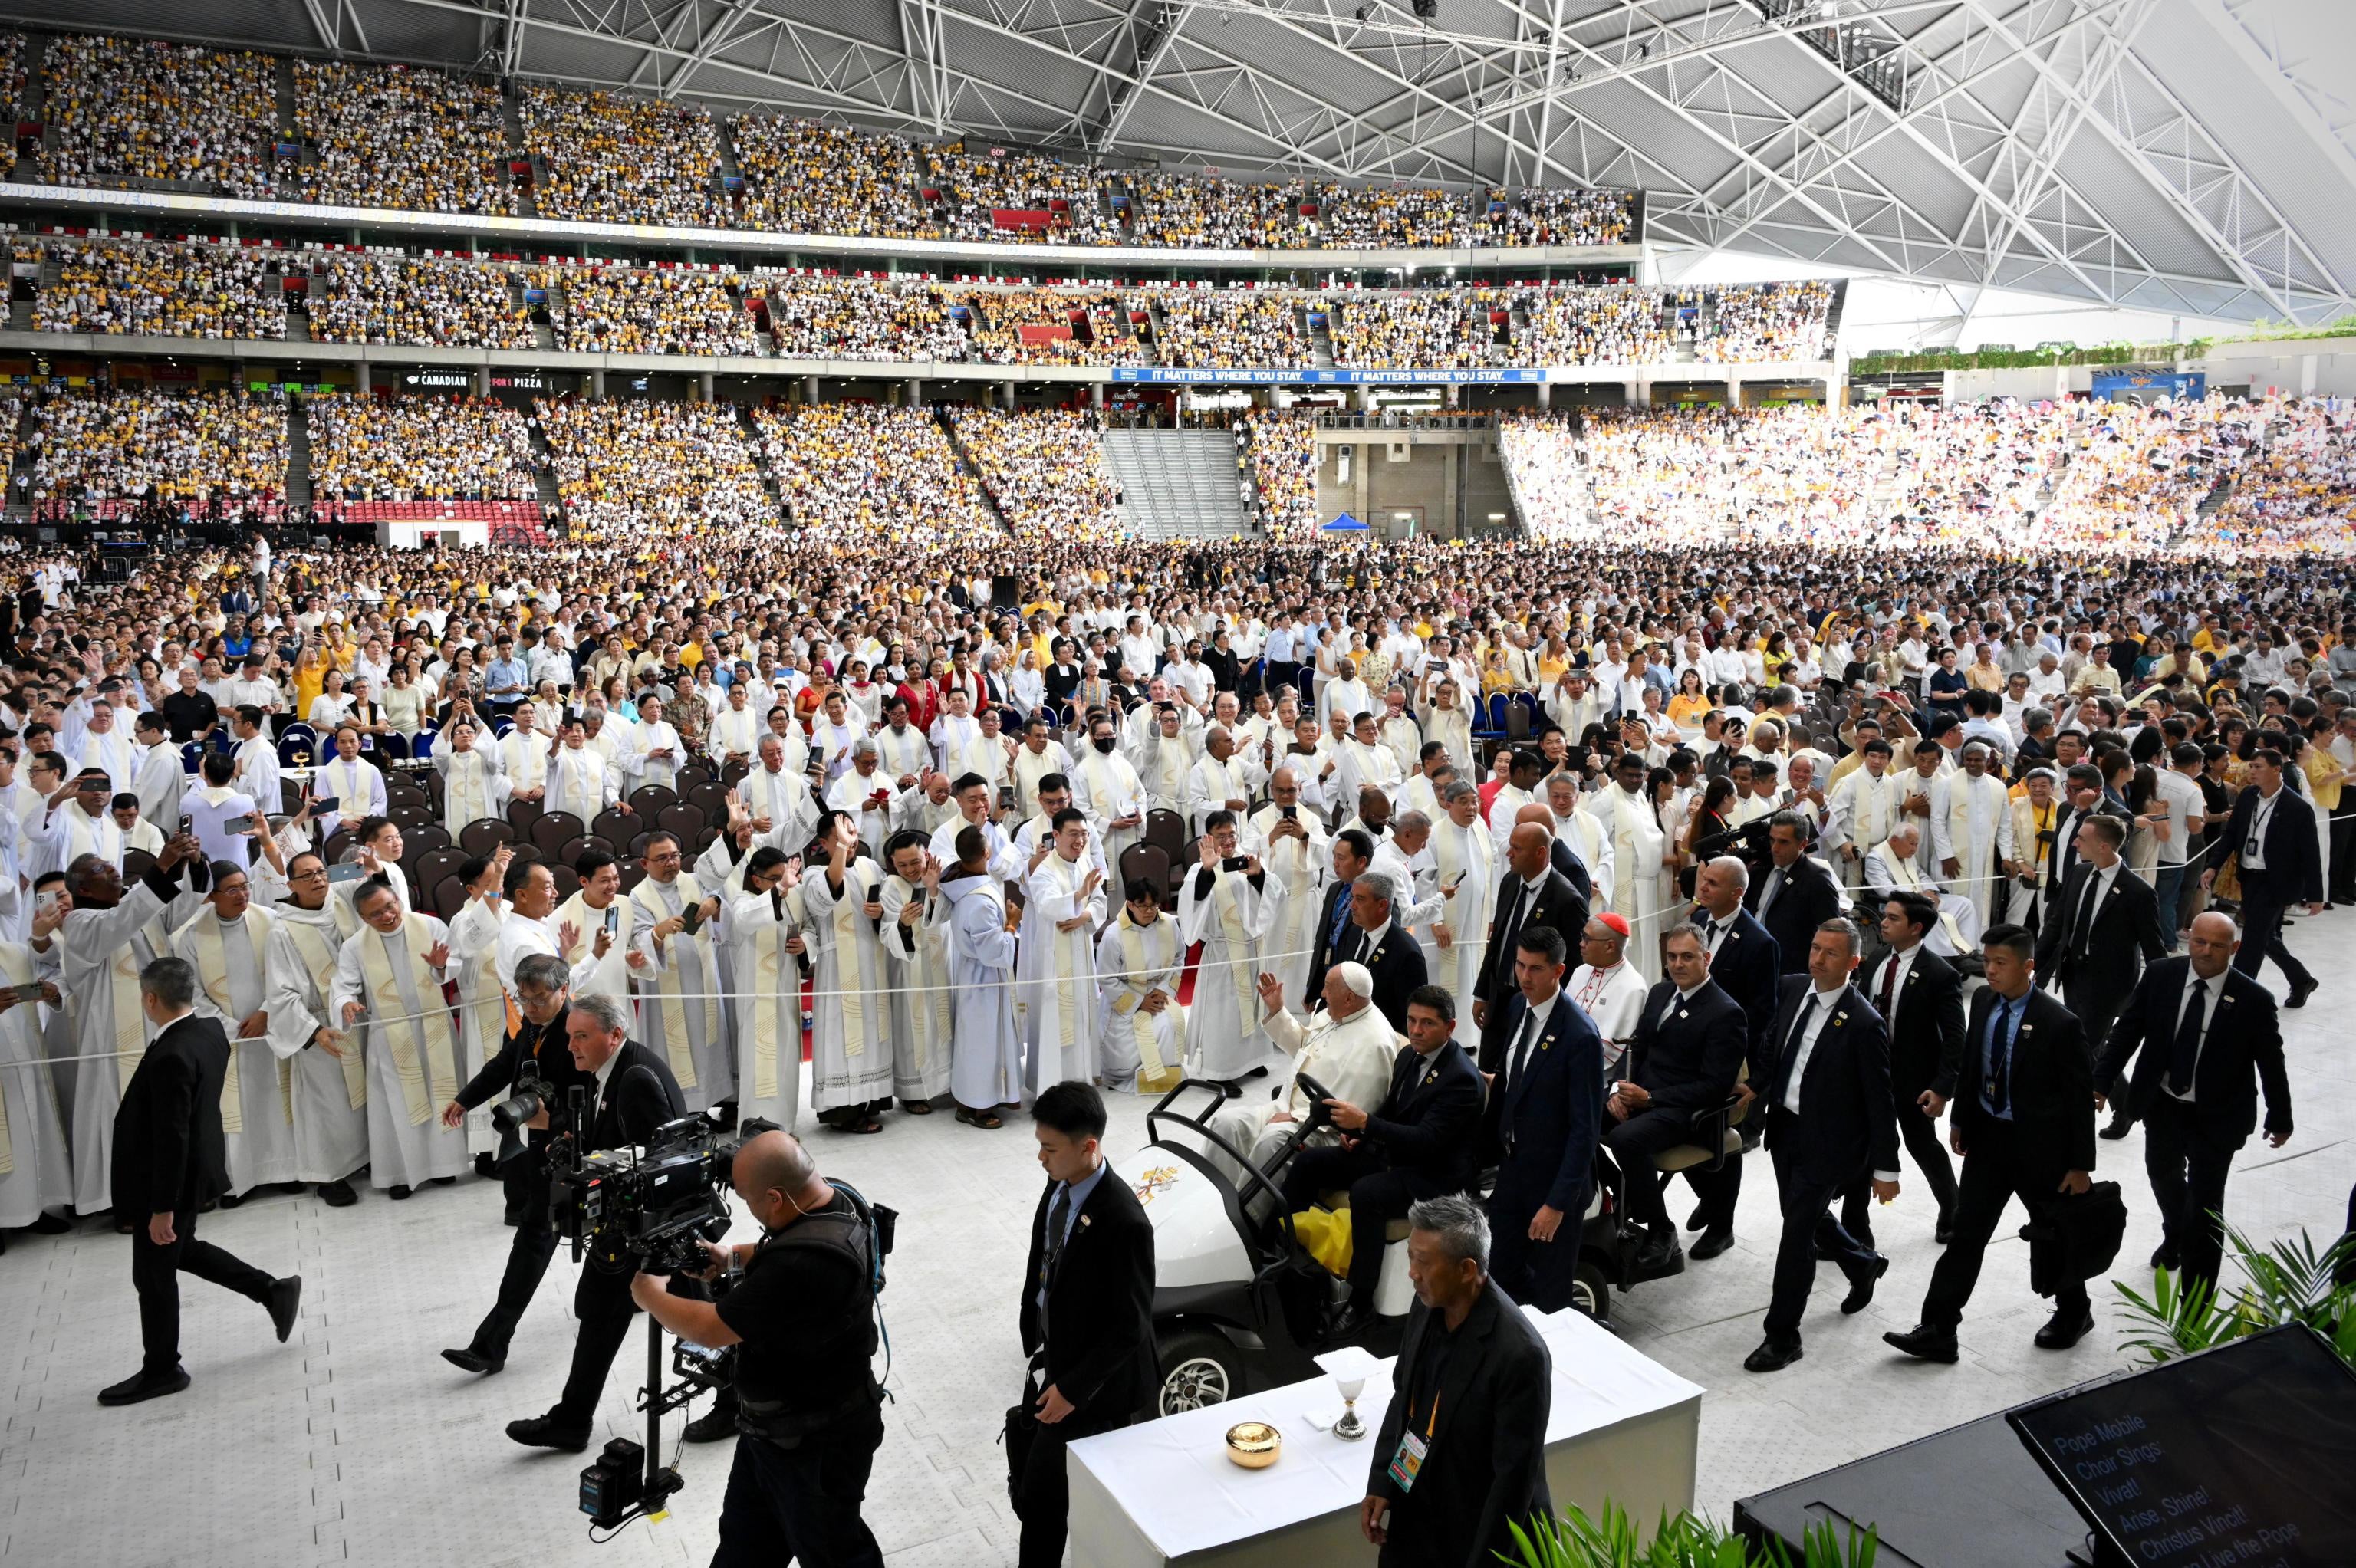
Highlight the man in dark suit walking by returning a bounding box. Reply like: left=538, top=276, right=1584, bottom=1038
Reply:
left=1303, top=828, right=1377, bottom=1011
left=1745, top=919, right=1901, bottom=1372
left=1745, top=811, right=1844, bottom=977
left=507, top=991, right=689, bottom=1451
left=1837, top=892, right=1964, bottom=1245
left=2203, top=747, right=2321, bottom=1008
left=2095, top=911, right=2293, bottom=1289
left=1359, top=1194, right=1552, bottom=1568
left=1012, top=1082, right=1156, bottom=1568
left=1605, top=921, right=1748, bottom=1273
left=1683, top=854, right=1782, bottom=1256
left=1284, top=985, right=1484, bottom=1340
left=1485, top=928, right=1605, bottom=1313
left=1472, top=821, right=1588, bottom=1067
left=1887, top=924, right=2099, bottom=1363
left=103, top=956, right=302, bottom=1406
left=2035, top=812, right=2167, bottom=1055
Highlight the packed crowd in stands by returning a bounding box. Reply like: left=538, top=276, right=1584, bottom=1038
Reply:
left=37, top=32, right=278, bottom=198
left=1693, top=280, right=1837, bottom=363
left=1882, top=399, right=2065, bottom=544
left=752, top=403, right=999, bottom=544
left=1236, top=408, right=1320, bottom=538
left=920, top=147, right=1121, bottom=245
left=760, top=276, right=969, bottom=362
left=304, top=394, right=537, bottom=502
left=732, top=117, right=930, bottom=238
left=556, top=266, right=762, bottom=357
left=2041, top=397, right=2254, bottom=554
left=293, top=60, right=514, bottom=215
left=2202, top=398, right=2356, bottom=554
left=964, top=290, right=1144, bottom=367
left=533, top=397, right=775, bottom=535
left=521, top=87, right=728, bottom=228
left=33, top=238, right=288, bottom=340
left=1147, top=289, right=1310, bottom=369
left=1328, top=288, right=1495, bottom=369
left=28, top=390, right=285, bottom=506
left=1309, top=182, right=1472, bottom=247
left=949, top=407, right=1124, bottom=541
left=1499, top=413, right=1595, bottom=541
left=1512, top=283, right=1675, bottom=365
left=0, top=31, right=21, bottom=120
left=305, top=255, right=535, bottom=350
left=1121, top=173, right=1311, bottom=249
left=1479, top=186, right=1639, bottom=247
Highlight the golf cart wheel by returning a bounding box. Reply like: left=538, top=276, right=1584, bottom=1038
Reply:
left=1157, top=1331, right=1241, bottom=1415
left=1571, top=1261, right=1612, bottom=1325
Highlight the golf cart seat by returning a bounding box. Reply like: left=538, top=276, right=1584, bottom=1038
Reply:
left=1650, top=1065, right=1760, bottom=1176
left=1315, top=1192, right=1413, bottom=1246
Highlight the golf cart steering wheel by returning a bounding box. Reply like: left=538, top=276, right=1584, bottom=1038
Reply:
left=1292, top=1073, right=1340, bottom=1131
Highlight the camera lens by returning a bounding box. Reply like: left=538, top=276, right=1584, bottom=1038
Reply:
left=491, top=1087, right=543, bottom=1136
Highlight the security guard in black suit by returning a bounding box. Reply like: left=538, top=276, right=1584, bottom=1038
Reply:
left=1283, top=985, right=1484, bottom=1338
left=102, top=956, right=302, bottom=1407
left=2034, top=810, right=2167, bottom=1054
left=506, top=991, right=689, bottom=1451
left=1303, top=827, right=1377, bottom=1010
left=2095, top=912, right=2293, bottom=1290
left=1836, top=892, right=1965, bottom=1246
left=1315, top=863, right=1430, bottom=1034
left=1486, top=926, right=1605, bottom=1313
left=1887, top=923, right=2098, bottom=1363
left=1681, top=855, right=1782, bottom=1254
left=1744, top=811, right=1844, bottom=977
left=1472, top=820, right=1588, bottom=1065
left=2203, top=748, right=2322, bottom=1008
left=1606, top=920, right=1749, bottom=1271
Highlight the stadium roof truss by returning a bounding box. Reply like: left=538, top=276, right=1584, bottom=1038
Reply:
left=12, top=0, right=2354, bottom=324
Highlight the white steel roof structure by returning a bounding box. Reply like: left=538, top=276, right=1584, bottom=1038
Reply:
left=7, top=0, right=2351, bottom=324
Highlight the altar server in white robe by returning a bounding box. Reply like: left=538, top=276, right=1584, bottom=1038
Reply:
left=742, top=735, right=820, bottom=853
left=725, top=847, right=806, bottom=1134
left=1586, top=754, right=1668, bottom=932
left=630, top=695, right=685, bottom=792
left=130, top=714, right=185, bottom=833
left=331, top=879, right=466, bottom=1195
left=936, top=824, right=1023, bottom=1127
left=1012, top=777, right=1109, bottom=883
left=1095, top=883, right=1186, bottom=1094
left=1377, top=691, right=1423, bottom=779
left=551, top=849, right=636, bottom=1004
left=543, top=718, right=621, bottom=823
left=54, top=836, right=206, bottom=1213
left=1414, top=781, right=1496, bottom=1037
left=262, top=849, right=368, bottom=1205
left=928, top=689, right=997, bottom=782
left=72, top=699, right=136, bottom=786
left=578, top=705, right=639, bottom=785
left=1183, top=726, right=1264, bottom=837
left=627, top=830, right=735, bottom=1118
left=798, top=813, right=897, bottom=1132
left=1071, top=712, right=1149, bottom=869
left=174, top=863, right=298, bottom=1197
left=1864, top=823, right=1981, bottom=958
left=1247, top=768, right=1328, bottom=1012
left=828, top=741, right=903, bottom=860
left=707, top=683, right=760, bottom=768
left=1423, top=680, right=1476, bottom=777
left=1823, top=738, right=1905, bottom=894
left=1566, top=913, right=1650, bottom=1075
left=309, top=726, right=385, bottom=842
left=1178, top=811, right=1286, bottom=1086
left=1929, top=741, right=2014, bottom=924
left=1022, top=809, right=1108, bottom=1094
left=877, top=832, right=953, bottom=1111
left=433, top=718, right=508, bottom=834
left=926, top=774, right=1025, bottom=886
left=0, top=942, right=70, bottom=1238
left=439, top=854, right=511, bottom=1110
left=1202, top=961, right=1398, bottom=1190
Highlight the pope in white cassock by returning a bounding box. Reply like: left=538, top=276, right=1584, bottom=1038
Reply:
left=330, top=879, right=469, bottom=1195
left=1094, top=885, right=1186, bottom=1093
left=1020, top=810, right=1108, bottom=1095
left=935, top=823, right=1024, bottom=1127
left=173, top=863, right=298, bottom=1197
left=1178, top=812, right=1287, bottom=1086
left=796, top=814, right=897, bottom=1132
left=1200, top=962, right=1399, bottom=1191
left=262, top=848, right=369, bottom=1204
left=1247, top=770, right=1328, bottom=1012
left=877, top=833, right=953, bottom=1110
left=54, top=838, right=208, bottom=1213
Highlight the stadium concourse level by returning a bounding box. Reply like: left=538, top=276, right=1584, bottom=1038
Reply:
left=1500, top=396, right=2356, bottom=556
left=3, top=26, right=1641, bottom=250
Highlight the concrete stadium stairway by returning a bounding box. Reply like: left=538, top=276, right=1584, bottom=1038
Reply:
left=934, top=409, right=1015, bottom=537
left=1102, top=427, right=1253, bottom=539
left=735, top=403, right=788, bottom=521
left=8, top=33, right=45, bottom=180
left=285, top=396, right=314, bottom=508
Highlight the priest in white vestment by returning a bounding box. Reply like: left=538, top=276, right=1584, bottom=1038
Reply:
left=330, top=879, right=468, bottom=1195
left=262, top=848, right=369, bottom=1204
left=1094, top=885, right=1186, bottom=1093
left=1177, top=814, right=1286, bottom=1086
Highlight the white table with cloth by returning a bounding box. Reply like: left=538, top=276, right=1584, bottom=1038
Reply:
left=1067, top=1307, right=1703, bottom=1566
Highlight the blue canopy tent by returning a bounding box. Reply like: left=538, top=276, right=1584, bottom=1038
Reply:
left=1321, top=511, right=1369, bottom=532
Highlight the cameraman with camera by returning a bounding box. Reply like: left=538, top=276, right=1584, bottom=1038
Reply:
left=438, top=953, right=589, bottom=1375
left=506, top=992, right=687, bottom=1452
left=632, top=1129, right=889, bottom=1567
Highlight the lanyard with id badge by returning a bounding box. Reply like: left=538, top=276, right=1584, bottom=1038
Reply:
left=1387, top=1386, right=1439, bottom=1494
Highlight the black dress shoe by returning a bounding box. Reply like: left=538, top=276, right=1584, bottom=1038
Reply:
left=1323, top=1300, right=1378, bottom=1342
left=1244, top=1065, right=1269, bottom=1080
left=443, top=1346, right=505, bottom=1376
left=267, top=1277, right=303, bottom=1343
left=1685, top=1204, right=1708, bottom=1233
left=683, top=1402, right=740, bottom=1443
left=99, top=1369, right=192, bottom=1407
left=316, top=1179, right=359, bottom=1208
left=1884, top=1324, right=1960, bottom=1363
left=387, top=1184, right=414, bottom=1201
left=473, top=1152, right=497, bottom=1178
left=1744, top=1338, right=1804, bottom=1373
left=30, top=1212, right=71, bottom=1234
left=1217, top=1080, right=1244, bottom=1100
left=429, top=1175, right=459, bottom=1187
left=2098, top=1113, right=2134, bottom=1140
left=506, top=1415, right=591, bottom=1452
left=1690, top=1228, right=1736, bottom=1261
left=216, top=1192, right=243, bottom=1211
left=1633, top=1232, right=1684, bottom=1275
left=2285, top=976, right=2318, bottom=1009
left=1841, top=1255, right=1890, bottom=1315
left=1934, top=1211, right=1954, bottom=1245
left=2035, top=1307, right=2095, bottom=1350
left=2150, top=1241, right=2180, bottom=1271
